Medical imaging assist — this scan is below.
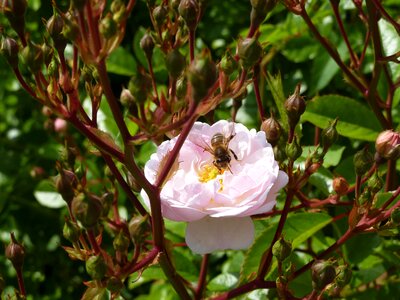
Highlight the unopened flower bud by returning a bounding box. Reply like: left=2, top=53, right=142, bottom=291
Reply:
left=128, top=69, right=152, bottom=103
left=332, top=176, right=349, bottom=196
left=41, top=43, right=53, bottom=66
left=286, top=136, right=302, bottom=161
left=86, top=255, right=107, bottom=279
left=120, top=88, right=135, bottom=107
left=5, top=233, right=25, bottom=270
left=2, top=0, right=27, bottom=37
left=111, top=0, right=126, bottom=22
left=62, top=14, right=80, bottom=42
left=284, top=84, right=306, bottom=129
left=99, top=15, right=117, bottom=39
left=335, top=265, right=352, bottom=288
left=21, top=42, right=44, bottom=73
left=357, top=189, right=371, bottom=206
left=153, top=5, right=168, bottom=27
left=367, top=172, right=383, bottom=194
left=56, top=168, right=78, bottom=204
left=100, top=192, right=113, bottom=217
left=353, top=147, right=373, bottom=176
left=220, top=51, right=238, bottom=75
left=63, top=218, right=82, bottom=243
left=250, top=1, right=277, bottom=30
left=272, top=237, right=292, bottom=261
left=107, top=276, right=124, bottom=293
left=176, top=76, right=187, bottom=99
left=71, top=193, right=103, bottom=228
left=390, top=207, right=400, bottom=225
left=140, top=31, right=155, bottom=60
left=375, top=130, right=400, bottom=161
left=261, top=113, right=282, bottom=146
left=178, top=0, right=200, bottom=31
left=237, top=37, right=262, bottom=69
left=274, top=144, right=287, bottom=162
left=54, top=118, right=68, bottom=133
left=311, top=260, right=336, bottom=291
left=113, top=230, right=130, bottom=252
left=129, top=215, right=149, bottom=244
left=166, top=48, right=186, bottom=79
left=188, top=51, right=217, bottom=102
left=46, top=15, right=67, bottom=52
left=321, top=118, right=339, bottom=151
left=1, top=37, right=19, bottom=68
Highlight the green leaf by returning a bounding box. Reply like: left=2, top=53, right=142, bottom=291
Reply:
left=208, top=273, right=238, bottom=292
left=240, top=212, right=332, bottom=282
left=344, top=233, right=381, bottom=264
left=302, top=95, right=382, bottom=141
left=106, top=47, right=137, bottom=76
left=266, top=72, right=288, bottom=130
left=34, top=180, right=66, bottom=209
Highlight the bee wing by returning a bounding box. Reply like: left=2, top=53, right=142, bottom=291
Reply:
left=225, top=122, right=236, bottom=144
left=191, top=135, right=214, bottom=154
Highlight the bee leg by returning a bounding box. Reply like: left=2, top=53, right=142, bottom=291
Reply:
left=230, top=149, right=239, bottom=161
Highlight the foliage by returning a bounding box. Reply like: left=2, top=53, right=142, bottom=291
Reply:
left=0, top=0, right=399, bottom=299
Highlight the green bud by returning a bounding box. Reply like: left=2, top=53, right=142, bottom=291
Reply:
left=261, top=113, right=282, bottom=146
left=46, top=15, right=67, bottom=52
left=100, top=192, right=114, bottom=217
left=357, top=189, right=371, bottom=206
left=63, top=218, right=82, bottom=243
left=71, top=193, right=103, bottom=228
left=367, top=172, right=383, bottom=194
left=62, top=14, right=80, bottom=42
left=391, top=207, right=400, bottom=225
left=128, top=69, right=152, bottom=103
left=285, top=136, right=302, bottom=161
left=188, top=51, right=217, bottom=102
left=5, top=233, right=25, bottom=270
left=353, top=147, right=373, bottom=176
left=284, top=84, right=306, bottom=129
left=129, top=215, right=149, bottom=244
left=335, top=265, right=352, bottom=288
left=140, top=31, right=155, bottom=60
left=321, top=118, right=339, bottom=151
left=86, top=255, right=107, bottom=280
left=99, top=15, right=117, bottom=39
left=21, top=42, right=44, bottom=73
left=41, top=43, right=53, bottom=66
left=166, top=48, right=186, bottom=79
left=311, top=260, right=336, bottom=291
left=220, top=51, right=238, bottom=75
left=272, top=237, right=292, bottom=261
left=0, top=37, right=19, bottom=68
left=176, top=76, right=187, bottom=99
left=2, top=0, right=27, bottom=37
left=274, top=144, right=287, bottom=162
left=111, top=0, right=126, bottom=22
left=153, top=5, right=168, bottom=27
left=107, top=276, right=124, bottom=293
left=178, top=0, right=199, bottom=31
left=120, top=88, right=135, bottom=107
left=237, top=37, right=262, bottom=69
left=81, top=64, right=99, bottom=82
left=113, top=230, right=130, bottom=252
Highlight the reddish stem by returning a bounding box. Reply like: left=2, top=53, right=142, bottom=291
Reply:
left=195, top=254, right=209, bottom=300
left=87, top=228, right=101, bottom=255
left=253, top=64, right=265, bottom=121
left=16, top=268, right=26, bottom=297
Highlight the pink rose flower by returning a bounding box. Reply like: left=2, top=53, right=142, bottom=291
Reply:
left=142, top=120, right=288, bottom=254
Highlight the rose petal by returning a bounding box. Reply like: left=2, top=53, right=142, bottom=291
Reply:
left=185, top=216, right=254, bottom=254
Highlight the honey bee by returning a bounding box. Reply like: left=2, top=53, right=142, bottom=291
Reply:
left=199, top=125, right=238, bottom=173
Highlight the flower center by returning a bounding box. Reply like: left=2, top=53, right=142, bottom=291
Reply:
left=198, top=164, right=221, bottom=183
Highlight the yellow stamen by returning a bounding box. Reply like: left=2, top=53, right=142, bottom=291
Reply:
left=198, top=164, right=220, bottom=183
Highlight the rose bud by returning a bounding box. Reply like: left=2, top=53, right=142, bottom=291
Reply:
left=321, top=118, right=339, bottom=152
left=311, top=260, right=336, bottom=291
left=21, top=42, right=44, bottom=73
left=335, top=265, right=352, bottom=288
left=107, top=276, right=124, bottom=293
left=63, top=218, right=82, bottom=243
left=5, top=233, right=26, bottom=270
left=220, top=51, right=238, bottom=75
left=120, top=88, right=135, bottom=107
left=284, top=84, right=306, bottom=129
left=166, top=48, right=186, bottom=79
left=188, top=50, right=217, bottom=102
left=41, top=43, right=53, bottom=66
left=153, top=4, right=168, bottom=27
left=129, top=215, right=149, bottom=244
left=128, top=68, right=152, bottom=103
left=56, top=168, right=78, bottom=204
left=71, top=193, right=103, bottom=228
left=0, top=37, right=19, bottom=68
left=332, top=176, right=349, bottom=196
left=2, top=0, right=27, bottom=37
left=140, top=31, right=155, bottom=61
left=261, top=113, right=282, bottom=146
left=367, top=172, right=383, bottom=194
left=46, top=14, right=67, bottom=53
left=86, top=255, right=107, bottom=280
left=100, top=192, right=114, bottom=217
left=178, top=0, right=200, bottom=31
left=391, top=207, right=400, bottom=225
left=272, top=237, right=292, bottom=261
left=99, top=15, right=117, bottom=39
left=176, top=76, right=188, bottom=99
left=353, top=146, right=373, bottom=176
left=285, top=136, right=302, bottom=161
left=62, top=13, right=80, bottom=42
left=375, top=130, right=400, bottom=161
left=54, top=118, right=68, bottom=133
left=113, top=230, right=130, bottom=252
left=237, top=37, right=262, bottom=70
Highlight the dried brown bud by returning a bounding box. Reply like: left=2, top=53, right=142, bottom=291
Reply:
left=5, top=232, right=25, bottom=270
left=178, top=0, right=200, bottom=31
left=237, top=37, right=262, bottom=69
left=0, top=37, right=19, bottom=68
left=332, top=176, right=349, bottom=196
left=375, top=130, right=400, bottom=161
left=284, top=84, right=306, bottom=129
left=55, top=168, right=78, bottom=204
left=261, top=113, right=282, bottom=146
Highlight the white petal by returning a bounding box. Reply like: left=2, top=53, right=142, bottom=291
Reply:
left=185, top=216, right=254, bottom=254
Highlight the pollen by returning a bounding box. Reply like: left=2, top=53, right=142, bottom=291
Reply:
left=198, top=164, right=220, bottom=183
